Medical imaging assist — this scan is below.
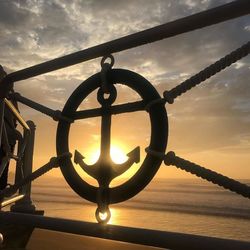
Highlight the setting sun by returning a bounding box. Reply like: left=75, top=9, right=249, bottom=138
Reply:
left=76, top=143, right=140, bottom=186
left=87, top=145, right=128, bottom=164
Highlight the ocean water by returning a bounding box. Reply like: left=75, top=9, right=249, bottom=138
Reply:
left=30, top=178, right=250, bottom=242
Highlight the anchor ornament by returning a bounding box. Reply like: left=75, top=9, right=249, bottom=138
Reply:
left=74, top=86, right=140, bottom=183
left=56, top=55, right=168, bottom=224
left=74, top=83, right=140, bottom=223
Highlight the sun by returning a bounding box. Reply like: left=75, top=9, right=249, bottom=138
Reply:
left=86, top=144, right=128, bottom=165
left=110, top=146, right=128, bottom=164
left=77, top=143, right=140, bottom=186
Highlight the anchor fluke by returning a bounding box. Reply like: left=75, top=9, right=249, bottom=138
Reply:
left=126, top=146, right=140, bottom=163
left=112, top=146, right=140, bottom=177
left=74, top=150, right=98, bottom=178
left=74, top=150, right=84, bottom=164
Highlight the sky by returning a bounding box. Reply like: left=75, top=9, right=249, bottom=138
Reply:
left=0, top=0, right=249, bottom=183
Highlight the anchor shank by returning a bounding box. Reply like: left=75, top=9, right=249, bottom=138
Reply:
left=100, top=109, right=111, bottom=163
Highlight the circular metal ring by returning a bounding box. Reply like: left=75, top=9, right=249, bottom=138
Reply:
left=97, top=84, right=117, bottom=106
left=95, top=207, right=111, bottom=224
left=56, top=69, right=168, bottom=204
left=100, top=55, right=115, bottom=68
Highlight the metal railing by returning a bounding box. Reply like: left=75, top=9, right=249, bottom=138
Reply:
left=1, top=211, right=250, bottom=250
left=0, top=98, right=33, bottom=211
left=0, top=0, right=250, bottom=249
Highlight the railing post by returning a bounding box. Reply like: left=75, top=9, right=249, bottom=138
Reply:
left=0, top=65, right=6, bottom=146
left=11, top=120, right=42, bottom=214
left=0, top=99, right=4, bottom=146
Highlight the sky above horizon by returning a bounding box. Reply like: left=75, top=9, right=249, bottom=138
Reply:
left=0, top=0, right=250, bottom=184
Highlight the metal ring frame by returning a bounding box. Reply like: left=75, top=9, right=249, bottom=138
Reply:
left=56, top=69, right=168, bottom=204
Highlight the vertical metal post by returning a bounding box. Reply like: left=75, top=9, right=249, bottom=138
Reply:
left=11, top=121, right=37, bottom=213
left=13, top=133, right=25, bottom=190
left=0, top=65, right=6, bottom=147
left=0, top=99, right=4, bottom=146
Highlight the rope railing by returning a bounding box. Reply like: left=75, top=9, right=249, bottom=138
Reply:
left=0, top=152, right=71, bottom=199
left=145, top=41, right=250, bottom=109
left=163, top=41, right=250, bottom=104
left=145, top=148, right=250, bottom=199
left=165, top=152, right=250, bottom=199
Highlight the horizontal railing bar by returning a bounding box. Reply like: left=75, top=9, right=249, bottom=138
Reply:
left=0, top=212, right=249, bottom=250
left=74, top=100, right=145, bottom=120
left=11, top=93, right=57, bottom=119
left=3, top=0, right=250, bottom=83
left=0, top=195, right=25, bottom=208
left=4, top=99, right=30, bottom=130
left=10, top=93, right=72, bottom=122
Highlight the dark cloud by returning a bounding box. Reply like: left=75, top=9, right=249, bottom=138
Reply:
left=0, top=0, right=31, bottom=27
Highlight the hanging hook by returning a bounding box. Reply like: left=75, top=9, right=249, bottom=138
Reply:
left=100, top=55, right=115, bottom=94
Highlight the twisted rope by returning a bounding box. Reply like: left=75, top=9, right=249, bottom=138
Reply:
left=164, top=151, right=250, bottom=199
left=163, top=41, right=250, bottom=104
left=145, top=41, right=250, bottom=111
left=0, top=152, right=71, bottom=198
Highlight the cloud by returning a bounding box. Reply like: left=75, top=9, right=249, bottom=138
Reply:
left=0, top=1, right=31, bottom=27
left=0, top=0, right=249, bottom=177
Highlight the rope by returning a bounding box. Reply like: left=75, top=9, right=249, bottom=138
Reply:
left=145, top=148, right=250, bottom=199
left=164, top=151, right=250, bottom=199
left=1, top=152, right=71, bottom=198
left=145, top=41, right=250, bottom=110
left=163, top=41, right=250, bottom=104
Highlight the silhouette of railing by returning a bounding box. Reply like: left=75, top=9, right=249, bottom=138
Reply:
left=0, top=0, right=250, bottom=249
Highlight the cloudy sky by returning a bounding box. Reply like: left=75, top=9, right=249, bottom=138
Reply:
left=0, top=0, right=249, bottom=182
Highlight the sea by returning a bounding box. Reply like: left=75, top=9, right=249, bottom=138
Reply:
left=30, top=177, right=250, bottom=242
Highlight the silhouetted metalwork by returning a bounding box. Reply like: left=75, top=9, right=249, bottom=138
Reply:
left=0, top=195, right=25, bottom=209
left=56, top=68, right=168, bottom=209
left=145, top=149, right=250, bottom=199
left=0, top=0, right=250, bottom=248
left=10, top=93, right=72, bottom=122
left=0, top=152, right=71, bottom=198
left=74, top=58, right=141, bottom=223
left=165, top=152, right=250, bottom=198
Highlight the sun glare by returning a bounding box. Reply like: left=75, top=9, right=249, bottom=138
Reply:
left=86, top=145, right=128, bottom=164
left=110, top=146, right=128, bottom=164
left=79, top=143, right=139, bottom=185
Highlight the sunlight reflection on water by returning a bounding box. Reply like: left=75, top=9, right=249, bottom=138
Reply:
left=31, top=178, right=250, bottom=242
